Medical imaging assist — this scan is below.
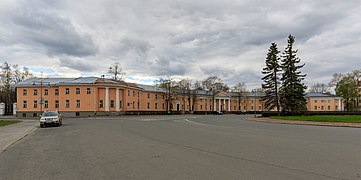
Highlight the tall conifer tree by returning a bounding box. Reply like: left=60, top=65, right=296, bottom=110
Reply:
left=280, top=35, right=307, bottom=113
left=261, top=43, right=281, bottom=115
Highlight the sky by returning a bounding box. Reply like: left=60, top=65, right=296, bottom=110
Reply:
left=0, top=0, right=360, bottom=90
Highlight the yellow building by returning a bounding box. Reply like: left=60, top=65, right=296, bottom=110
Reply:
left=15, top=77, right=343, bottom=117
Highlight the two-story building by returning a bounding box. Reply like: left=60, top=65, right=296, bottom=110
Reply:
left=15, top=77, right=344, bottom=117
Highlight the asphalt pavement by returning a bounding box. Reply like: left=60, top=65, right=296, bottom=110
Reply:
left=0, top=115, right=360, bottom=180
left=0, top=118, right=38, bottom=153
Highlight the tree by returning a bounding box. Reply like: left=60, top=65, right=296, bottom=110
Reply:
left=232, top=82, right=247, bottom=112
left=280, top=35, right=307, bottom=113
left=0, top=62, right=33, bottom=114
left=108, top=62, right=125, bottom=81
left=154, top=76, right=176, bottom=113
left=174, top=79, right=192, bottom=112
left=331, top=69, right=361, bottom=111
left=308, top=83, right=330, bottom=93
left=261, top=42, right=281, bottom=115
left=335, top=75, right=357, bottom=111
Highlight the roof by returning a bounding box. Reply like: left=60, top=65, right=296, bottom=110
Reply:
left=137, top=84, right=165, bottom=93
left=305, top=92, right=338, bottom=97
left=15, top=77, right=98, bottom=86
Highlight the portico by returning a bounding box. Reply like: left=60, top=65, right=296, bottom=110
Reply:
left=215, top=92, right=231, bottom=112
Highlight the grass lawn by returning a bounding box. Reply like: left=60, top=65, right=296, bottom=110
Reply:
left=271, top=115, right=361, bottom=123
left=0, top=120, right=21, bottom=127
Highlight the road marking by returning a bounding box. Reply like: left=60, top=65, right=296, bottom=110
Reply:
left=183, top=119, right=214, bottom=127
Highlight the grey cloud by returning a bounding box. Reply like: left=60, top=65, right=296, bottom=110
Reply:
left=7, top=5, right=98, bottom=57
left=0, top=0, right=360, bottom=90
left=59, top=57, right=98, bottom=72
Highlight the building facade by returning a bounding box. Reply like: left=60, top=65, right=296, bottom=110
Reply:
left=15, top=77, right=344, bottom=117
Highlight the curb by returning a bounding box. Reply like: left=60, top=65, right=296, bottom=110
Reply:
left=0, top=124, right=38, bottom=153
left=246, top=117, right=361, bottom=128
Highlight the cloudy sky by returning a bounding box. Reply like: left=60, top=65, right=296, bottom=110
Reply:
left=0, top=0, right=360, bottom=89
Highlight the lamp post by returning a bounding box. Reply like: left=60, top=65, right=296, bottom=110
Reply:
left=252, top=89, right=257, bottom=118
left=32, top=80, right=50, bottom=116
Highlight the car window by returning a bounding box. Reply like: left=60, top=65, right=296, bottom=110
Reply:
left=42, top=111, right=57, bottom=117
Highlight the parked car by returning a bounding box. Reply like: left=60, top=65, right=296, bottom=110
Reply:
left=214, top=111, right=224, bottom=115
left=40, top=110, right=63, bottom=128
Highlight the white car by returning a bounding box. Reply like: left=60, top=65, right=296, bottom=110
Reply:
left=40, top=111, right=63, bottom=128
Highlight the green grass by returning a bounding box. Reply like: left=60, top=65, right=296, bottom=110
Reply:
left=271, top=115, right=361, bottom=123
left=0, top=120, right=21, bottom=127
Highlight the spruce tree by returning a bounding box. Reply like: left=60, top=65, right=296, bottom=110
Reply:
left=280, top=35, right=307, bottom=113
left=261, top=43, right=281, bottom=115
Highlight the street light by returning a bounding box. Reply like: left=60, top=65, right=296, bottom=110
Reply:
left=252, top=89, right=257, bottom=118
left=32, top=80, right=50, bottom=116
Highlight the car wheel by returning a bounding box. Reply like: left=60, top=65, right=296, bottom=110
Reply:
left=60, top=120, right=62, bottom=126
left=40, top=124, right=44, bottom=128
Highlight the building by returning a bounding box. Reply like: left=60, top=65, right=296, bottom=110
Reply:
left=15, top=77, right=344, bottom=117
left=305, top=92, right=343, bottom=111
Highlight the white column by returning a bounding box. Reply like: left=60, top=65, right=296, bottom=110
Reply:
left=105, top=87, right=109, bottom=111
left=338, top=99, right=341, bottom=111
left=218, top=99, right=221, bottom=111
left=228, top=99, right=231, bottom=111
left=116, top=88, right=120, bottom=111
left=213, top=99, right=216, bottom=111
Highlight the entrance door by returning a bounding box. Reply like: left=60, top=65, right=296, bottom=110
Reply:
left=177, top=104, right=180, bottom=111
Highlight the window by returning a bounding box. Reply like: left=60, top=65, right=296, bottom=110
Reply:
left=155, top=103, right=158, bottom=109
left=76, top=100, right=80, bottom=108
left=314, top=100, right=317, bottom=103
left=76, top=88, right=80, bottom=94
left=65, top=88, right=70, bottom=94
left=335, top=106, right=338, bottom=110
left=127, top=90, right=130, bottom=96
left=328, top=100, right=330, bottom=103
left=133, top=91, right=135, bottom=97
left=44, top=100, right=48, bottom=108
left=155, top=94, right=158, bottom=99
left=44, top=89, right=48, bottom=96
left=127, top=103, right=130, bottom=106
left=328, top=106, right=331, bottom=110
left=76, top=112, right=80, bottom=116
left=33, top=100, right=37, bottom=108
left=315, top=106, right=317, bottom=110
left=34, top=89, right=38, bottom=96
left=162, top=103, right=165, bottom=109
left=23, top=100, right=27, bottom=108
left=234, top=106, right=236, bottom=111
left=244, top=106, right=246, bottom=111
left=66, top=100, right=70, bottom=108
left=55, top=100, right=59, bottom=108
left=120, top=101, right=123, bottom=108
left=133, top=101, right=135, bottom=108
left=321, top=99, right=324, bottom=103
left=23, top=89, right=27, bottom=96
left=147, top=103, right=150, bottom=109
left=86, top=88, right=91, bottom=94
left=99, top=100, right=103, bottom=108
left=55, top=89, right=59, bottom=95
left=259, top=106, right=262, bottom=111
left=321, top=106, right=324, bottom=110
left=148, top=94, right=150, bottom=99
left=200, top=105, right=203, bottom=110
left=110, top=100, right=114, bottom=108
left=163, top=95, right=165, bottom=99
left=251, top=106, right=254, bottom=110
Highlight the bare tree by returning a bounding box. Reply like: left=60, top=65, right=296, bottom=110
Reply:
left=308, top=83, right=330, bottom=93
left=232, top=82, right=247, bottom=112
left=108, top=63, right=126, bottom=81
